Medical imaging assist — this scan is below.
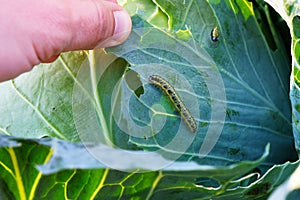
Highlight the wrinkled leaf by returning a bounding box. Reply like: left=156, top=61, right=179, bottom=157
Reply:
left=0, top=136, right=298, bottom=199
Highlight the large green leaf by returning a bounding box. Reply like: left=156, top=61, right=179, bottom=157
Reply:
left=0, top=136, right=299, bottom=199
left=106, top=0, right=297, bottom=169
left=0, top=0, right=298, bottom=199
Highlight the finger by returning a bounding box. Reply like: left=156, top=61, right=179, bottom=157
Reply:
left=62, top=0, right=132, bottom=51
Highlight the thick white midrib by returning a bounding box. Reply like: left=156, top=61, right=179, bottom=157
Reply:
left=89, top=50, right=114, bottom=147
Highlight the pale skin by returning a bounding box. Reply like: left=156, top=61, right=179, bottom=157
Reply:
left=0, top=0, right=132, bottom=82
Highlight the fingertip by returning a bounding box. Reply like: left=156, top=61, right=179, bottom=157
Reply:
left=59, top=0, right=132, bottom=51
left=96, top=9, right=132, bottom=48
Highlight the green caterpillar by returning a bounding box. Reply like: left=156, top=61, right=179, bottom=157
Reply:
left=149, top=75, right=197, bottom=133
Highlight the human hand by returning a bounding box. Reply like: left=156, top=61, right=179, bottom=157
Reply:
left=0, top=0, right=131, bottom=82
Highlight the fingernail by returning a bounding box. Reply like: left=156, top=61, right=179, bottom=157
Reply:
left=113, top=10, right=131, bottom=38
left=96, top=10, right=132, bottom=48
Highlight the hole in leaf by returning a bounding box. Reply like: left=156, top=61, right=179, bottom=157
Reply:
left=125, top=69, right=144, bottom=97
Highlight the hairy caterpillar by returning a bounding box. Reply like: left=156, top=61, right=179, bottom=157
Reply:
left=211, top=27, right=219, bottom=42
left=149, top=75, right=197, bottom=133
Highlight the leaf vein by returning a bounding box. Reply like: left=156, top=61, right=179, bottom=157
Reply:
left=11, top=80, right=67, bottom=140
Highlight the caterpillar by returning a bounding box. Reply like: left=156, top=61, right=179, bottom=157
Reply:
left=149, top=75, right=197, bottom=133
left=211, top=27, right=219, bottom=42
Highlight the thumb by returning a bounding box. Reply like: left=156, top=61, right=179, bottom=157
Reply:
left=62, top=0, right=132, bottom=50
